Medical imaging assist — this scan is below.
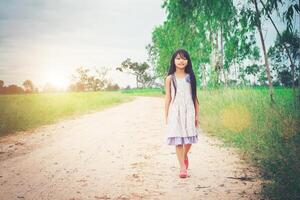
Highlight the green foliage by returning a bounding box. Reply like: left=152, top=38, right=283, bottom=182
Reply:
left=264, top=0, right=300, bottom=32
left=147, top=19, right=204, bottom=80
left=207, top=69, right=220, bottom=88
left=268, top=30, right=300, bottom=87
left=149, top=0, right=299, bottom=90
left=148, top=0, right=260, bottom=88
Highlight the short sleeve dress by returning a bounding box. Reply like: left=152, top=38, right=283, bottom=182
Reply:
left=166, top=73, right=199, bottom=145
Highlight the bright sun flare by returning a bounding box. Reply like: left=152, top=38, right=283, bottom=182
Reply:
left=42, top=68, right=70, bottom=90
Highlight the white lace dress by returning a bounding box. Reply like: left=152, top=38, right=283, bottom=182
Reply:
left=166, top=73, right=199, bottom=145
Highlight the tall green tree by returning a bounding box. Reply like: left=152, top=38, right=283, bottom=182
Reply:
left=148, top=0, right=260, bottom=89
left=240, top=0, right=275, bottom=102
left=260, top=0, right=300, bottom=94
left=268, top=30, right=300, bottom=87
left=116, top=58, right=156, bottom=88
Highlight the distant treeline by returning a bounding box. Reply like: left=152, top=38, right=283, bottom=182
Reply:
left=0, top=58, right=161, bottom=94
left=0, top=79, right=38, bottom=94
left=0, top=67, right=120, bottom=94
left=68, top=66, right=120, bottom=92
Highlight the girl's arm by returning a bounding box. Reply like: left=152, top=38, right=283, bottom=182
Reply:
left=195, top=96, right=199, bottom=127
left=165, top=75, right=172, bottom=124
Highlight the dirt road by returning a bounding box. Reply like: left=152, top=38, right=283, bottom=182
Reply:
left=0, top=96, right=263, bottom=200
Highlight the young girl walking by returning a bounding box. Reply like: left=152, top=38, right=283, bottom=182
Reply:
left=165, top=49, right=200, bottom=178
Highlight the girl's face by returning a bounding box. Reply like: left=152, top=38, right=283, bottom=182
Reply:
left=174, top=53, right=188, bottom=69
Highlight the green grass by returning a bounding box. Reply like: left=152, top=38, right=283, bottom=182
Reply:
left=1, top=87, right=298, bottom=199
left=121, top=87, right=164, bottom=96
left=0, top=88, right=164, bottom=136
left=0, top=91, right=134, bottom=137
left=197, top=87, right=300, bottom=200
left=125, top=86, right=299, bottom=199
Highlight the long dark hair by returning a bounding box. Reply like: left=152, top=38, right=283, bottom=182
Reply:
left=167, top=48, right=198, bottom=106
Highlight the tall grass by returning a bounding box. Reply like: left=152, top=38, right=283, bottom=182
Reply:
left=0, top=91, right=134, bottom=136
left=197, top=87, right=300, bottom=200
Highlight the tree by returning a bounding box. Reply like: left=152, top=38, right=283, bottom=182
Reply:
left=68, top=82, right=85, bottom=92
left=148, top=0, right=260, bottom=89
left=260, top=0, right=300, bottom=93
left=23, top=80, right=35, bottom=93
left=242, top=0, right=275, bottom=103
left=70, top=66, right=110, bottom=92
left=268, top=30, right=300, bottom=87
left=6, top=85, right=24, bottom=94
left=258, top=67, right=269, bottom=86
left=278, top=69, right=293, bottom=86
left=245, top=64, right=261, bottom=85
left=116, top=58, right=156, bottom=88
left=95, top=67, right=109, bottom=90
left=71, top=67, right=90, bottom=91
left=0, top=80, right=4, bottom=94
left=264, top=0, right=300, bottom=32
left=105, top=83, right=120, bottom=91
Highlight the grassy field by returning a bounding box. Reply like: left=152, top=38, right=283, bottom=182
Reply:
left=0, top=87, right=298, bottom=199
left=196, top=87, right=300, bottom=200
left=0, top=88, right=164, bottom=136
left=0, top=91, right=135, bottom=137
left=122, top=86, right=300, bottom=199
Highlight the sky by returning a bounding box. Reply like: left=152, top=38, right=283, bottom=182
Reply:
left=0, top=0, right=167, bottom=90
left=0, top=0, right=298, bottom=90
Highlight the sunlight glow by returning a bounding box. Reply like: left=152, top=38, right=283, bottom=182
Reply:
left=41, top=66, right=71, bottom=90
left=220, top=103, right=251, bottom=133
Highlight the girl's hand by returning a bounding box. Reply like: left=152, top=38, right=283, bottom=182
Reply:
left=195, top=116, right=199, bottom=127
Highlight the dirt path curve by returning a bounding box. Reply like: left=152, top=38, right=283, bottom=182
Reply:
left=0, top=96, right=263, bottom=200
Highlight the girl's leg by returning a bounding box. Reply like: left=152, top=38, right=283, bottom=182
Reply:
left=175, top=144, right=186, bottom=171
left=183, top=144, right=192, bottom=160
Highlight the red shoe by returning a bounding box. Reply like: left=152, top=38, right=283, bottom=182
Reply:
left=184, top=156, right=189, bottom=169
left=179, top=170, right=188, bottom=178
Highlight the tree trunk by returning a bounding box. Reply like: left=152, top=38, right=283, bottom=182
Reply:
left=259, top=0, right=296, bottom=95
left=298, top=62, right=300, bottom=104
left=210, top=31, right=215, bottom=66
left=209, top=29, right=217, bottom=86
left=253, top=0, right=275, bottom=103
left=215, top=30, right=220, bottom=84
left=234, top=63, right=237, bottom=82
left=298, top=0, right=300, bottom=103
left=202, top=64, right=206, bottom=89
left=220, top=26, right=227, bottom=87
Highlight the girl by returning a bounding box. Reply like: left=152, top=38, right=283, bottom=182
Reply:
left=165, top=49, right=200, bottom=178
